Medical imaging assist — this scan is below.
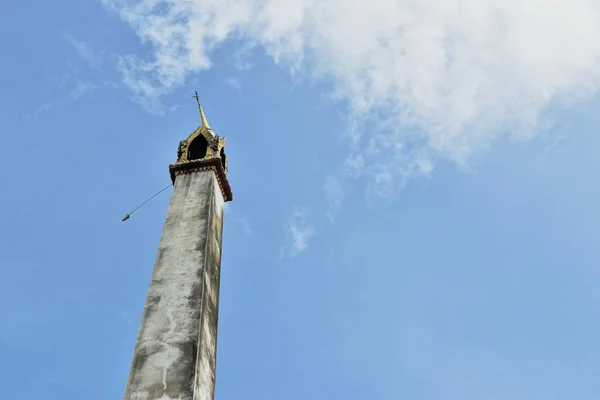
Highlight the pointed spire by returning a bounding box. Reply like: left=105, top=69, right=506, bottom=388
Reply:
left=199, top=104, right=210, bottom=129
left=193, top=90, right=211, bottom=130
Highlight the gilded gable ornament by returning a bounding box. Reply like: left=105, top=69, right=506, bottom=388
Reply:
left=177, top=140, right=189, bottom=163
left=210, top=135, right=220, bottom=156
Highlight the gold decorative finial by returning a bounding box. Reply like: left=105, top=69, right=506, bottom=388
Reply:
left=193, top=90, right=210, bottom=129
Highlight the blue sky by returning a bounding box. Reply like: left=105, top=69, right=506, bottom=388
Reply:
left=2, top=0, right=600, bottom=399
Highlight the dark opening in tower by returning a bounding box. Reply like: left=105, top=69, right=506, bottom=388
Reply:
left=220, top=148, right=227, bottom=170
left=188, top=135, right=208, bottom=161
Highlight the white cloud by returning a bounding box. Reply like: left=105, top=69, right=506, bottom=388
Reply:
left=280, top=209, right=315, bottom=259
left=104, top=0, right=600, bottom=191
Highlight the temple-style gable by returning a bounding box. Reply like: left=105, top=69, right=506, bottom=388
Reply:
left=169, top=99, right=232, bottom=201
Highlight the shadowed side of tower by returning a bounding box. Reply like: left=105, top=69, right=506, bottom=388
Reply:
left=123, top=104, right=232, bottom=400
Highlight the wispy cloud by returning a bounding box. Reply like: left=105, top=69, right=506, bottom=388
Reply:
left=230, top=44, right=255, bottom=71
left=224, top=204, right=253, bottom=236
left=225, top=77, right=242, bottom=91
left=279, top=209, right=315, bottom=259
left=64, top=34, right=103, bottom=71
left=25, top=35, right=115, bottom=120
left=24, top=74, right=111, bottom=121
left=324, top=175, right=345, bottom=223
left=103, top=0, right=600, bottom=195
left=238, top=217, right=252, bottom=236
left=26, top=102, right=56, bottom=120
left=24, top=64, right=115, bottom=121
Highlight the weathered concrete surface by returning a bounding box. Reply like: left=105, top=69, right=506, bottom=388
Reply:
left=124, top=171, right=225, bottom=400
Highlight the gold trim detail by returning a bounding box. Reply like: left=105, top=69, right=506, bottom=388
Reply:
left=170, top=163, right=232, bottom=202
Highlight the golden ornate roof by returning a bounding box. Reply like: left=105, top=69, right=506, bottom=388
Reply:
left=168, top=93, right=232, bottom=201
